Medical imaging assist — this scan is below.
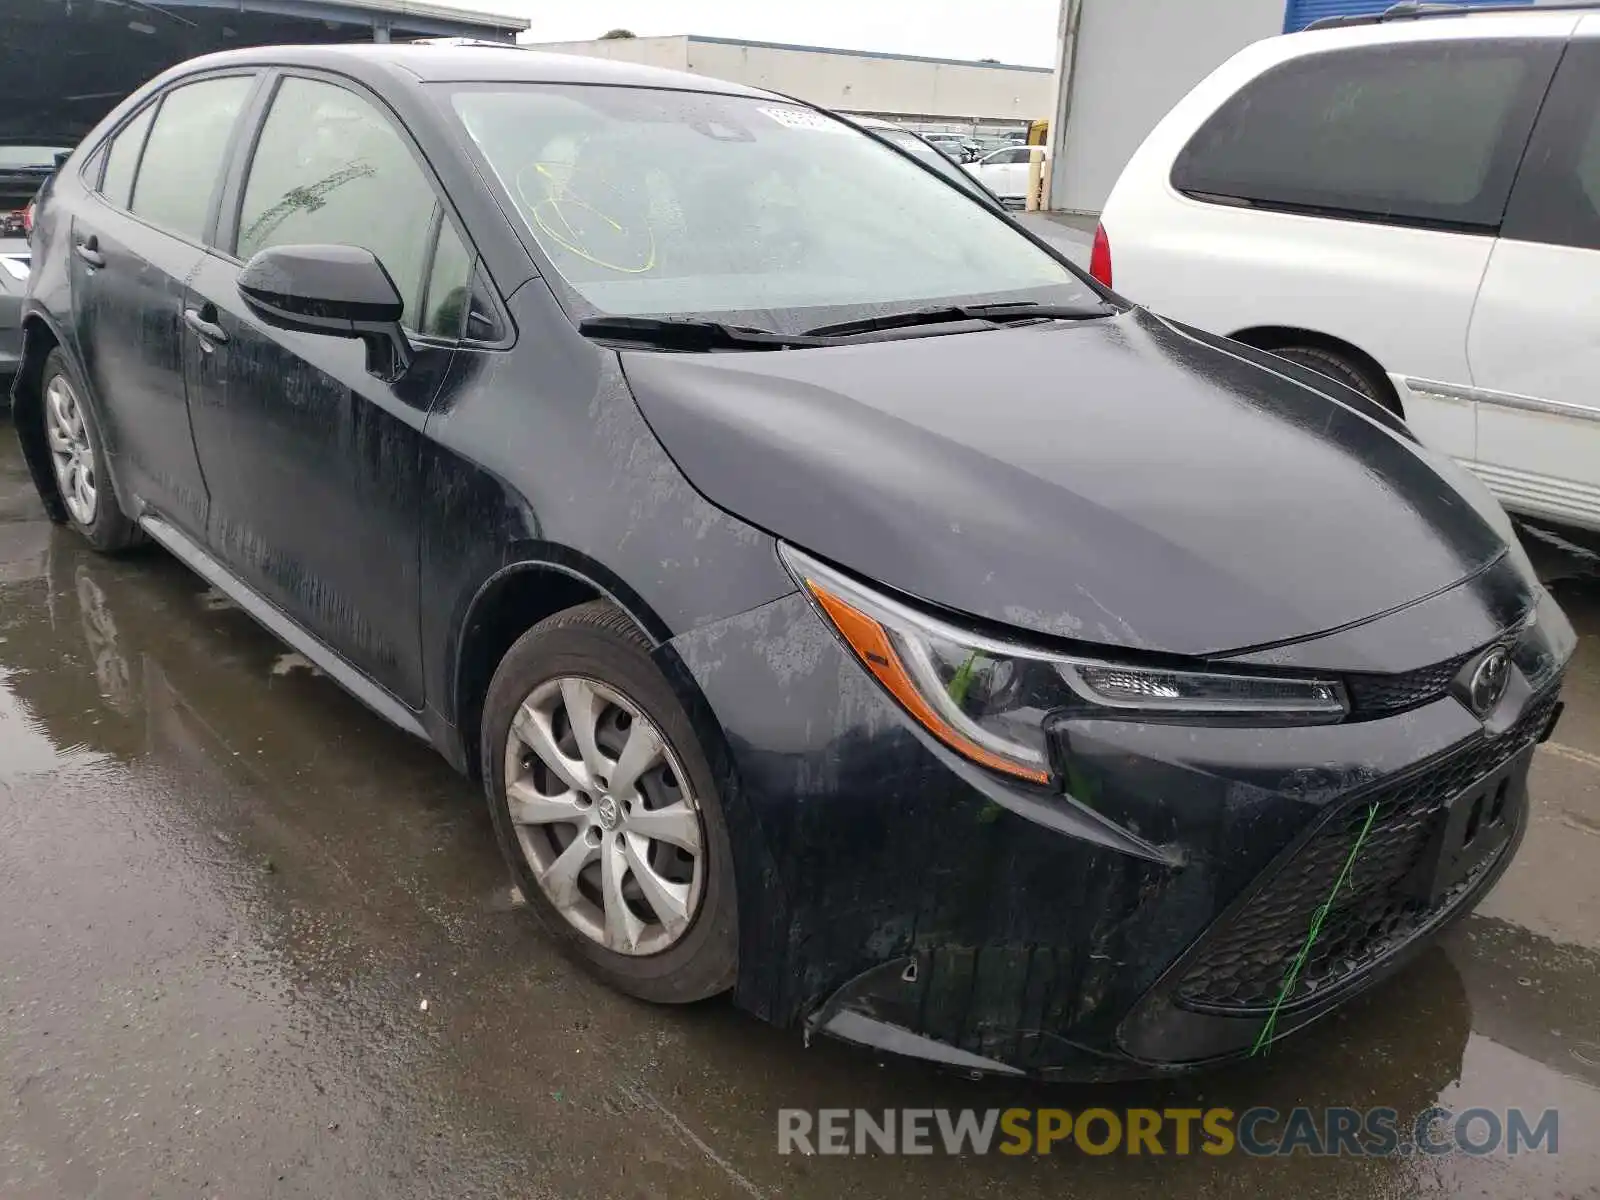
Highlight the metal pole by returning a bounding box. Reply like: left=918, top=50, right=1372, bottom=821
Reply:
left=1026, top=148, right=1045, bottom=212
left=1043, top=0, right=1084, bottom=212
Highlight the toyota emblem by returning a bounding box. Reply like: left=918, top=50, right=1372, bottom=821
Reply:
left=1467, top=647, right=1511, bottom=717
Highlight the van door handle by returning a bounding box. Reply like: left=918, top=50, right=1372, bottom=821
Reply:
left=74, top=236, right=105, bottom=268
left=183, top=305, right=228, bottom=347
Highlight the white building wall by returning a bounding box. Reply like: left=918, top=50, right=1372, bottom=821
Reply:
left=524, top=36, right=1053, bottom=124
left=1048, top=0, right=1284, bottom=213
left=527, top=35, right=690, bottom=71
left=684, top=39, right=1052, bottom=124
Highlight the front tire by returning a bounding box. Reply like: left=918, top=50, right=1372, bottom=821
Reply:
left=480, top=601, right=738, bottom=1003
left=39, top=349, right=141, bottom=553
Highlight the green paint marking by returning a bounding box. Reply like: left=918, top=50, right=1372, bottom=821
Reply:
left=947, top=652, right=979, bottom=705
left=1251, top=801, right=1381, bottom=1057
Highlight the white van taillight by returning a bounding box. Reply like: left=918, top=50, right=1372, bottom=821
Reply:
left=1089, top=222, right=1112, bottom=288
left=22, top=200, right=35, bottom=236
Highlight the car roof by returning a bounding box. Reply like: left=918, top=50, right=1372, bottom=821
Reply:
left=1305, top=1, right=1600, bottom=31
left=157, top=42, right=778, bottom=99
left=1283, top=5, right=1587, bottom=51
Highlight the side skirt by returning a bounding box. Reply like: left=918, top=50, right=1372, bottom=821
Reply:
left=138, top=512, right=430, bottom=741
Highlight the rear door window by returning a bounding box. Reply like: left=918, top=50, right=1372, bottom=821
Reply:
left=236, top=76, right=441, bottom=328
left=99, top=104, right=156, bottom=210
left=1171, top=40, right=1561, bottom=229
left=1501, top=39, right=1600, bottom=251
left=130, top=74, right=256, bottom=241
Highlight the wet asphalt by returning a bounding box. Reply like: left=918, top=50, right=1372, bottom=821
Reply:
left=1, top=423, right=1597, bottom=1199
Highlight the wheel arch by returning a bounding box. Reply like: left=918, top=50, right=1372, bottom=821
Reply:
left=1227, top=324, right=1404, bottom=417
left=450, top=549, right=674, bottom=780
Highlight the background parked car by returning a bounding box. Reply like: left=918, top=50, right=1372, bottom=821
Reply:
left=970, top=133, right=1024, bottom=157
left=0, top=145, right=63, bottom=380
left=1096, top=7, right=1600, bottom=535
left=921, top=131, right=979, bottom=161
left=964, top=143, right=1047, bottom=206
left=848, top=115, right=1006, bottom=208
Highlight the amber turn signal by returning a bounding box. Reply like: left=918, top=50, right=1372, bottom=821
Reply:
left=803, top=577, right=1052, bottom=785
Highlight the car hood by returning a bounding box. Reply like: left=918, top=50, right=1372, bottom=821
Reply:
left=622, top=308, right=1508, bottom=657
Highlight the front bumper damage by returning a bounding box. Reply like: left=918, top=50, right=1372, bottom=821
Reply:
left=664, top=563, right=1575, bottom=1080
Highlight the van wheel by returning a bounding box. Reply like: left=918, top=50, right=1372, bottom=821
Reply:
left=480, top=601, right=738, bottom=1003
left=1268, top=344, right=1398, bottom=414
left=39, top=349, right=142, bottom=553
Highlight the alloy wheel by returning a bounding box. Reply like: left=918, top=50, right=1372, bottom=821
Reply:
left=503, top=675, right=706, bottom=955
left=44, top=374, right=98, bottom=527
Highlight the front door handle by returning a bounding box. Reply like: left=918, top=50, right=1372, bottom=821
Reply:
left=74, top=235, right=105, bottom=269
left=183, top=305, right=228, bottom=347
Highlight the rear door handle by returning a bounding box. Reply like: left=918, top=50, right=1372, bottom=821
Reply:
left=74, top=236, right=105, bottom=269
left=183, top=305, right=228, bottom=347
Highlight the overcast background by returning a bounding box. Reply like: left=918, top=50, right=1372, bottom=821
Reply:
left=440, top=0, right=1061, bottom=67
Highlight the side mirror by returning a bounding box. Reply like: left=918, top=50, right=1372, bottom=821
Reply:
left=237, top=243, right=414, bottom=382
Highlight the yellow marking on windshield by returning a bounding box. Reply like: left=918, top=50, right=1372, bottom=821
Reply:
left=515, top=160, right=658, bottom=275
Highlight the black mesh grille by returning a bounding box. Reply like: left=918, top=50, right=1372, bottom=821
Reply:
left=1175, top=687, right=1560, bottom=1013
left=1345, top=652, right=1474, bottom=717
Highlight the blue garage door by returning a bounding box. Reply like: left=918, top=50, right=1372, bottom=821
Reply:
left=1284, top=0, right=1532, bottom=33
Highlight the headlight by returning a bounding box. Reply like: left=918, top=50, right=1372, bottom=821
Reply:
left=782, top=546, right=1348, bottom=785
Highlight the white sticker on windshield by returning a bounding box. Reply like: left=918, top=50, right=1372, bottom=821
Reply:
left=758, top=106, right=849, bottom=134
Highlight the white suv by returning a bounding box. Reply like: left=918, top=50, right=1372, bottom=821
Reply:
left=1097, top=7, right=1600, bottom=534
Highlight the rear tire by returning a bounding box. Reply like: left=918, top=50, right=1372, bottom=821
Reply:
left=39, top=349, right=142, bottom=553
left=1267, top=343, right=1397, bottom=414
left=480, top=600, right=738, bottom=1004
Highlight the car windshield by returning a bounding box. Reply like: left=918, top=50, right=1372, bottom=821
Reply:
left=872, top=126, right=990, bottom=195
left=445, top=84, right=1095, bottom=328
left=877, top=127, right=943, bottom=164
left=857, top=124, right=992, bottom=204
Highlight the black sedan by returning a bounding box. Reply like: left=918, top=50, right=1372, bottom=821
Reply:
left=11, top=44, right=1573, bottom=1078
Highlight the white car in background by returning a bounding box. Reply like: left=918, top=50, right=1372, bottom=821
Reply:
left=848, top=116, right=1004, bottom=208
left=1096, top=6, right=1600, bottom=534
left=964, top=144, right=1047, bottom=206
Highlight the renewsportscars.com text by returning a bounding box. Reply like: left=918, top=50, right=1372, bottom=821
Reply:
left=777, top=1106, right=1559, bottom=1157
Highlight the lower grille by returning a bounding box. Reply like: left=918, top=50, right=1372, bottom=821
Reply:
left=1175, top=687, right=1560, bottom=1013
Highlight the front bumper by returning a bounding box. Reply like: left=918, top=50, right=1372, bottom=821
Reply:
left=665, top=569, right=1574, bottom=1079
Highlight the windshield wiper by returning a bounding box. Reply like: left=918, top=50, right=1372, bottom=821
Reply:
left=800, top=300, right=1111, bottom=339
left=578, top=315, right=830, bottom=351
left=580, top=301, right=1113, bottom=352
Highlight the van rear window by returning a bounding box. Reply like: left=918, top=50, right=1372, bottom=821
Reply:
left=1171, top=40, right=1561, bottom=230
